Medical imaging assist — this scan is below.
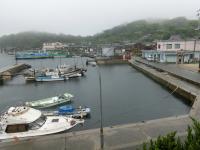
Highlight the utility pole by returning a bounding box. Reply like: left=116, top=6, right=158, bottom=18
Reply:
left=197, top=9, right=200, bottom=71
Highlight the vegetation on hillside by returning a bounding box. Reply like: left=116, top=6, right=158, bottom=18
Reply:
left=0, top=17, right=199, bottom=49
left=143, top=118, right=200, bottom=150
left=92, top=17, right=199, bottom=44
left=0, top=31, right=84, bottom=49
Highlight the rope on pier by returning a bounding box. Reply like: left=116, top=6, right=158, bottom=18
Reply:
left=163, top=86, right=179, bottom=99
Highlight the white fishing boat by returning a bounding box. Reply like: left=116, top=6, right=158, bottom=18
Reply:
left=35, top=69, right=67, bottom=82
left=0, top=106, right=84, bottom=140
left=24, top=76, right=35, bottom=81
left=25, top=93, right=73, bottom=108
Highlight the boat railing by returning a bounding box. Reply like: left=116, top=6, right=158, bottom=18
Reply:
left=0, top=101, right=25, bottom=116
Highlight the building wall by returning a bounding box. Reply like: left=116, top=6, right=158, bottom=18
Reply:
left=43, top=42, right=64, bottom=50
left=157, top=40, right=200, bottom=52
left=102, top=47, right=114, bottom=57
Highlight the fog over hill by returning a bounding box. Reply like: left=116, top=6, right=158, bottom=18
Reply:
left=0, top=17, right=199, bottom=49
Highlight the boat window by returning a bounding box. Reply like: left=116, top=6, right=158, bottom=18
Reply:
left=29, top=115, right=47, bottom=130
left=52, top=119, right=59, bottom=122
left=6, top=124, right=28, bottom=133
left=59, top=95, right=65, bottom=99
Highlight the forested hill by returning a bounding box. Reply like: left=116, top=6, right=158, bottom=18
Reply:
left=92, top=17, right=199, bottom=43
left=0, top=32, right=84, bottom=49
left=0, top=17, right=199, bottom=49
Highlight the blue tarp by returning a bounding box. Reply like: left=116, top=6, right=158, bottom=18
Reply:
left=58, top=105, right=75, bottom=114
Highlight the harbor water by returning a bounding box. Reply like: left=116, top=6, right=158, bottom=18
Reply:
left=0, top=54, right=190, bottom=131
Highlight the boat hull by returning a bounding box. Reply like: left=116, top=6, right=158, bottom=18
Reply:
left=35, top=77, right=66, bottom=82
left=25, top=93, right=73, bottom=108
left=0, top=117, right=84, bottom=141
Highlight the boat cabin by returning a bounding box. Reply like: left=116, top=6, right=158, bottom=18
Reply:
left=0, top=106, right=46, bottom=133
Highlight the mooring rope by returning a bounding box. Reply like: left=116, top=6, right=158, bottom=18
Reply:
left=163, top=86, right=179, bottom=99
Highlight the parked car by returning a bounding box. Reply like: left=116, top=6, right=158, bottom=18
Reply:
left=146, top=56, right=154, bottom=61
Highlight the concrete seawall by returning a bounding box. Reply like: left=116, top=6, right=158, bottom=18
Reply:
left=129, top=60, right=196, bottom=103
left=96, top=59, right=128, bottom=65
left=0, top=64, right=31, bottom=81
left=134, top=57, right=200, bottom=87
left=1, top=60, right=200, bottom=150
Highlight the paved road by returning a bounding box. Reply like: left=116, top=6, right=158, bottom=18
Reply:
left=134, top=57, right=200, bottom=86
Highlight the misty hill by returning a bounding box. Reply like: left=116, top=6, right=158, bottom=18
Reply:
left=92, top=17, right=199, bottom=43
left=0, top=31, right=84, bottom=49
left=0, top=17, right=199, bottom=49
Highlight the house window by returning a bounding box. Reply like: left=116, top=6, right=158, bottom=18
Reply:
left=166, top=44, right=172, bottom=49
left=175, top=44, right=180, bottom=49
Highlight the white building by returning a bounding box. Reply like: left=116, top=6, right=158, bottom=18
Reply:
left=102, top=47, right=114, bottom=57
left=142, top=39, right=200, bottom=63
left=42, top=42, right=64, bottom=50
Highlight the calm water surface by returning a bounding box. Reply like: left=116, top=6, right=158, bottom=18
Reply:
left=0, top=54, right=190, bottom=131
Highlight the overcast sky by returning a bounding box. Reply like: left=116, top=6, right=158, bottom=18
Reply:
left=0, top=0, right=200, bottom=36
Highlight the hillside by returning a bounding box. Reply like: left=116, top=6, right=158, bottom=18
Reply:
left=92, top=17, right=199, bottom=43
left=0, top=31, right=84, bottom=49
left=0, top=17, right=199, bottom=49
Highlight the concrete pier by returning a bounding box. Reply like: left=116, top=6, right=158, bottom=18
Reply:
left=0, top=64, right=31, bottom=80
left=1, top=58, right=200, bottom=150
left=96, top=58, right=128, bottom=65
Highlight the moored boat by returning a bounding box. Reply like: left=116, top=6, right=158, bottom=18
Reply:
left=25, top=93, right=73, bottom=108
left=0, top=106, right=84, bottom=140
left=15, top=51, right=53, bottom=59
left=43, top=105, right=91, bottom=119
left=35, top=69, right=68, bottom=82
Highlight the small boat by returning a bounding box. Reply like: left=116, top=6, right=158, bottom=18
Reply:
left=43, top=105, right=91, bottom=119
left=59, top=105, right=91, bottom=118
left=24, top=76, right=35, bottom=81
left=0, top=106, right=84, bottom=140
left=58, top=65, right=86, bottom=78
left=35, top=74, right=67, bottom=82
left=35, top=69, right=68, bottom=82
left=64, top=71, right=83, bottom=78
left=25, top=93, right=73, bottom=108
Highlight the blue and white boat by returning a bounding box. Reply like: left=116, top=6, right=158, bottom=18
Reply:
left=35, top=74, right=66, bottom=82
left=43, top=105, right=91, bottom=118
left=15, top=51, right=53, bottom=59
left=35, top=69, right=68, bottom=82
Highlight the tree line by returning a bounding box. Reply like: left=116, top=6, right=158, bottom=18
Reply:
left=0, top=17, right=199, bottom=50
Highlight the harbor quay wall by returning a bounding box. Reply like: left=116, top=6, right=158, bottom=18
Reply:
left=0, top=64, right=31, bottom=80
left=96, top=59, right=129, bottom=65
left=135, top=58, right=200, bottom=87
left=128, top=61, right=196, bottom=103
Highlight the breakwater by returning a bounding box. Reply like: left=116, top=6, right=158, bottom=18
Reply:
left=0, top=63, right=31, bottom=81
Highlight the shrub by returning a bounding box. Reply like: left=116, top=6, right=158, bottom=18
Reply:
left=143, top=118, right=200, bottom=150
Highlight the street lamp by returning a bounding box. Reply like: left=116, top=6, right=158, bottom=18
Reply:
left=87, top=62, right=104, bottom=149
left=97, top=66, right=104, bottom=149
left=86, top=60, right=104, bottom=149
left=196, top=9, right=200, bottom=71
